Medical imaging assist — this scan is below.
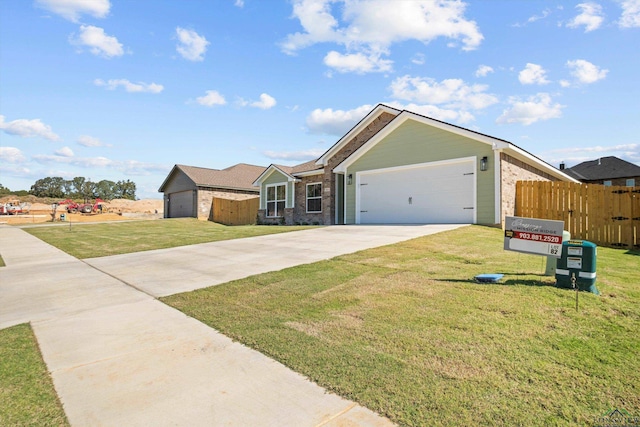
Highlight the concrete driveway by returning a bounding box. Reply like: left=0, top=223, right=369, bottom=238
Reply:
left=86, top=224, right=465, bottom=297
left=1, top=223, right=465, bottom=426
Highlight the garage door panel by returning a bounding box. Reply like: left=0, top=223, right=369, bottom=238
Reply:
left=358, top=161, right=474, bottom=224
left=169, top=191, right=194, bottom=218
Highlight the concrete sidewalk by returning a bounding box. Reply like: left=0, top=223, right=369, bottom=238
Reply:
left=0, top=224, right=464, bottom=426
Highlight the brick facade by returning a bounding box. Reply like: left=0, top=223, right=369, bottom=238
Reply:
left=500, top=153, right=558, bottom=223
left=322, top=112, right=397, bottom=224
left=293, top=175, right=324, bottom=225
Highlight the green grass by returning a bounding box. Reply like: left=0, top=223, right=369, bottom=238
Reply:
left=163, top=225, right=640, bottom=427
left=0, top=324, right=69, bottom=427
left=24, top=218, right=319, bottom=258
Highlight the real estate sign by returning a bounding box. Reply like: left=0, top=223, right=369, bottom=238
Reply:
left=504, top=216, right=564, bottom=258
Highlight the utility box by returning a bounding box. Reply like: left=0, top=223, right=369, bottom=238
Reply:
left=556, top=240, right=598, bottom=295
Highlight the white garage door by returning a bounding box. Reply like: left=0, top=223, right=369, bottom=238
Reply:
left=357, top=159, right=475, bottom=224
left=169, top=190, right=194, bottom=218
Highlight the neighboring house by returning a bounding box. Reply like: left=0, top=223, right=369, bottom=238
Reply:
left=561, top=156, right=640, bottom=187
left=159, top=163, right=265, bottom=219
left=254, top=104, right=578, bottom=226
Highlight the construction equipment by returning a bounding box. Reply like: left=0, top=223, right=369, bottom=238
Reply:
left=0, top=200, right=30, bottom=215
left=58, top=198, right=106, bottom=214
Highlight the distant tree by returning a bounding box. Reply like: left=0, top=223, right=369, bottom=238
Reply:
left=115, top=179, right=137, bottom=200
left=95, top=179, right=116, bottom=200
left=71, top=177, right=86, bottom=198
left=80, top=180, right=97, bottom=201
left=30, top=177, right=65, bottom=198
left=0, top=183, right=10, bottom=196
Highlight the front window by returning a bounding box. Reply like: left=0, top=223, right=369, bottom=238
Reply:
left=266, top=184, right=286, bottom=217
left=626, top=178, right=636, bottom=187
left=306, top=183, right=322, bottom=213
left=603, top=180, right=612, bottom=187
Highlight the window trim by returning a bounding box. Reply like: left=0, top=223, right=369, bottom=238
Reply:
left=306, top=182, right=322, bottom=213
left=626, top=178, right=636, bottom=187
left=265, top=183, right=286, bottom=217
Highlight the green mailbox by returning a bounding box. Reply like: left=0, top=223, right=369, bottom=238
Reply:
left=555, top=240, right=598, bottom=295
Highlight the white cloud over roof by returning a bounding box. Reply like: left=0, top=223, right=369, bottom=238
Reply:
left=70, top=25, right=124, bottom=58
left=282, top=0, right=483, bottom=74
left=518, top=63, right=550, bottom=85
left=567, top=59, right=608, bottom=84
left=36, top=0, right=110, bottom=22
left=496, top=93, right=564, bottom=126
left=196, top=90, right=226, bottom=107
left=176, top=27, right=209, bottom=61
left=619, top=0, right=640, bottom=28
left=0, top=147, right=27, bottom=163
left=567, top=2, right=605, bottom=32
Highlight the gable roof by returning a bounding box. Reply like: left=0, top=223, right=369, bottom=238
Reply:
left=564, top=156, right=640, bottom=181
left=158, top=163, right=266, bottom=192
left=331, top=106, right=578, bottom=182
left=252, top=160, right=324, bottom=186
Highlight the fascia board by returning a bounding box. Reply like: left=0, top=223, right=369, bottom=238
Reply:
left=315, top=104, right=401, bottom=166
left=293, top=169, right=324, bottom=178
left=503, top=146, right=580, bottom=183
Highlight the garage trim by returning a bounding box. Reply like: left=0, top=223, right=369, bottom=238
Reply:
left=354, top=156, right=477, bottom=224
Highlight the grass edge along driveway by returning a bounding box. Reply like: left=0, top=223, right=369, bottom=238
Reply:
left=24, top=218, right=319, bottom=259
left=163, top=225, right=640, bottom=427
left=0, top=323, right=69, bottom=426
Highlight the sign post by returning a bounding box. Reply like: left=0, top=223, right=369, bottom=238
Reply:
left=504, top=216, right=564, bottom=258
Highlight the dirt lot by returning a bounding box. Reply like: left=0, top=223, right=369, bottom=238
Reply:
left=0, top=198, right=164, bottom=225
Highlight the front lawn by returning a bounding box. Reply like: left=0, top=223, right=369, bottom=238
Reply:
left=163, top=225, right=640, bottom=426
left=24, top=218, right=318, bottom=258
left=0, top=324, right=69, bottom=426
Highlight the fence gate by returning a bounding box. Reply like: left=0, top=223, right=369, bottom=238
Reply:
left=516, top=181, right=639, bottom=250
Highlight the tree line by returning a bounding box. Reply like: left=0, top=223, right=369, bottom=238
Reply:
left=21, top=177, right=138, bottom=200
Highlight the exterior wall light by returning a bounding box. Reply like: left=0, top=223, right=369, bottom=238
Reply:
left=480, top=156, right=488, bottom=171
left=347, top=174, right=353, bottom=185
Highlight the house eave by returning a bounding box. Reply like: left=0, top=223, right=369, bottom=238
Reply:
left=252, top=164, right=297, bottom=186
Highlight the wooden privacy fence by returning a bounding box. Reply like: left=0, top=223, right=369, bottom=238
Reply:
left=516, top=181, right=640, bottom=249
left=211, top=196, right=259, bottom=226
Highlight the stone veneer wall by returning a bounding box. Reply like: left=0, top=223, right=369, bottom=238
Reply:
left=293, top=175, right=324, bottom=225
left=197, top=187, right=259, bottom=220
left=500, top=153, right=558, bottom=224
left=322, top=112, right=397, bottom=224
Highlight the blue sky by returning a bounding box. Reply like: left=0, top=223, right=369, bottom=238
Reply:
left=1, top=0, right=639, bottom=199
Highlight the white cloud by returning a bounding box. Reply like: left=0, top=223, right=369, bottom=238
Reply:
left=282, top=0, right=483, bottom=74
left=250, top=93, right=277, bottom=109
left=31, top=153, right=169, bottom=175
left=411, top=53, right=426, bottom=65
left=0, top=147, right=27, bottom=163
left=0, top=115, right=61, bottom=141
left=176, top=27, right=209, bottom=61
left=77, top=135, right=111, bottom=147
left=323, top=50, right=393, bottom=73
left=567, top=2, right=605, bottom=32
left=518, top=63, right=550, bottom=85
left=234, top=0, right=245, bottom=7
left=528, top=8, right=552, bottom=23
left=386, top=102, right=476, bottom=124
left=55, top=146, right=74, bottom=157
left=475, top=65, right=494, bottom=77
left=70, top=25, right=124, bottom=58
left=36, top=0, right=110, bottom=22
left=94, top=78, right=164, bottom=93
left=619, top=0, right=640, bottom=28
left=262, top=149, right=325, bottom=162
left=566, top=59, right=608, bottom=84
left=306, top=104, right=374, bottom=135
left=496, top=93, right=564, bottom=126
left=389, top=75, right=499, bottom=111
left=547, top=143, right=640, bottom=166
left=196, top=90, right=226, bottom=107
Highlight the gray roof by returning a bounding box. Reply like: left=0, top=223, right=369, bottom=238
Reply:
left=564, top=156, right=640, bottom=181
left=275, top=159, right=324, bottom=175
left=159, top=163, right=266, bottom=192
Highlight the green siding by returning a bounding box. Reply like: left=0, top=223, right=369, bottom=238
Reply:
left=260, top=169, right=294, bottom=209
left=344, top=119, right=495, bottom=224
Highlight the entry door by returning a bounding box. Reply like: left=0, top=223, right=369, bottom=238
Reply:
left=358, top=160, right=475, bottom=224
